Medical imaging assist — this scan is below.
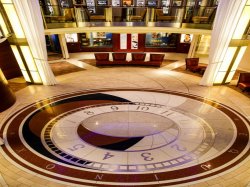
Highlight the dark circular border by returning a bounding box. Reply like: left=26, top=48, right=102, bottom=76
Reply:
left=1, top=88, right=250, bottom=186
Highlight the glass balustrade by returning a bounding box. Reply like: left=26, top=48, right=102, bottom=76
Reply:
left=40, top=4, right=217, bottom=29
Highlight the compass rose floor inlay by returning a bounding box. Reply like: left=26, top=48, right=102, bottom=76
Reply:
left=1, top=88, right=250, bottom=187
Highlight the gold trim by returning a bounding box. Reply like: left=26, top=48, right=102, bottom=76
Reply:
left=45, top=26, right=212, bottom=35
left=229, top=39, right=250, bottom=47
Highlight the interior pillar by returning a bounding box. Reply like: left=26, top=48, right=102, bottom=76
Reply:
left=12, top=0, right=57, bottom=85
left=200, top=0, right=249, bottom=86
left=58, top=34, right=69, bottom=59
left=187, top=34, right=199, bottom=58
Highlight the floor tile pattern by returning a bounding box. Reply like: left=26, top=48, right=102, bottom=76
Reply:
left=0, top=53, right=250, bottom=186
left=1, top=89, right=250, bottom=186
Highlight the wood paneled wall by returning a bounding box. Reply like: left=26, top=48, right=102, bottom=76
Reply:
left=0, top=39, right=22, bottom=79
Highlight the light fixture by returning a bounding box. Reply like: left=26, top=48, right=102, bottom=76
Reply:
left=10, top=45, right=31, bottom=82
left=0, top=12, right=8, bottom=36
left=20, top=46, right=42, bottom=83
left=2, top=2, right=25, bottom=38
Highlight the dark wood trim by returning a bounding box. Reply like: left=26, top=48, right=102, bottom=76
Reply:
left=80, top=47, right=113, bottom=52
left=0, top=39, right=22, bottom=79
left=0, top=69, right=16, bottom=112
left=144, top=47, right=177, bottom=52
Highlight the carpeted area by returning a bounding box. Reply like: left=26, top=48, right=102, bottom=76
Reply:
left=79, top=59, right=96, bottom=66
left=7, top=61, right=85, bottom=92
left=49, top=61, right=85, bottom=76
left=48, top=54, right=63, bottom=61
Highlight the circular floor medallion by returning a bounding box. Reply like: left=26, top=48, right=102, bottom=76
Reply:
left=1, top=89, right=250, bottom=186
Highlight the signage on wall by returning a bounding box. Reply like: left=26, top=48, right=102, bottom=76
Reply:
left=123, top=0, right=132, bottom=6
left=163, top=7, right=169, bottom=14
left=86, top=0, right=96, bottom=13
left=96, top=32, right=106, bottom=38
left=180, top=34, right=193, bottom=43
left=112, top=0, right=120, bottom=6
left=147, top=0, right=157, bottom=6
left=120, top=33, right=127, bottom=49
left=86, top=0, right=95, bottom=6
left=65, top=33, right=78, bottom=42
left=173, top=0, right=181, bottom=6
left=97, top=0, right=108, bottom=6
left=162, top=0, right=170, bottom=6
left=137, top=0, right=145, bottom=6
left=131, top=33, right=138, bottom=49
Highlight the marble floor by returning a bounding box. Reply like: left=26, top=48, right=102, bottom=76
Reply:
left=0, top=52, right=250, bottom=187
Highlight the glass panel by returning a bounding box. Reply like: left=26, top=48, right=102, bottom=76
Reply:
left=3, top=4, right=25, bottom=38
left=0, top=13, right=9, bottom=36
left=220, top=47, right=237, bottom=71
left=225, top=71, right=235, bottom=83
left=0, top=0, right=12, bottom=3
left=231, top=46, right=247, bottom=71
left=20, top=46, right=37, bottom=71
left=214, top=72, right=226, bottom=84
left=232, top=6, right=250, bottom=39
left=31, top=72, right=42, bottom=83
left=10, top=45, right=25, bottom=70
left=21, top=71, right=31, bottom=82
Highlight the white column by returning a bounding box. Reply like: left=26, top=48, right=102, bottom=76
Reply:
left=58, top=34, right=69, bottom=59
left=12, top=0, right=57, bottom=86
left=200, top=0, right=247, bottom=86
left=187, top=34, right=199, bottom=58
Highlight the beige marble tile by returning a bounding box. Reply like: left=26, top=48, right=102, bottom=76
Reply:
left=1, top=52, right=250, bottom=187
left=206, top=177, right=225, bottom=185
left=189, top=182, right=210, bottom=187
left=1, top=174, right=22, bottom=186
left=16, top=170, right=37, bottom=180
left=209, top=184, right=223, bottom=187
left=235, top=174, right=250, bottom=186
left=221, top=178, right=242, bottom=187
left=17, top=177, right=35, bottom=186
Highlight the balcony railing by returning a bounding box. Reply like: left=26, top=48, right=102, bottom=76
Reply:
left=40, top=4, right=217, bottom=29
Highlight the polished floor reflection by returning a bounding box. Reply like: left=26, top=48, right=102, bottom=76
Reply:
left=0, top=53, right=250, bottom=187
